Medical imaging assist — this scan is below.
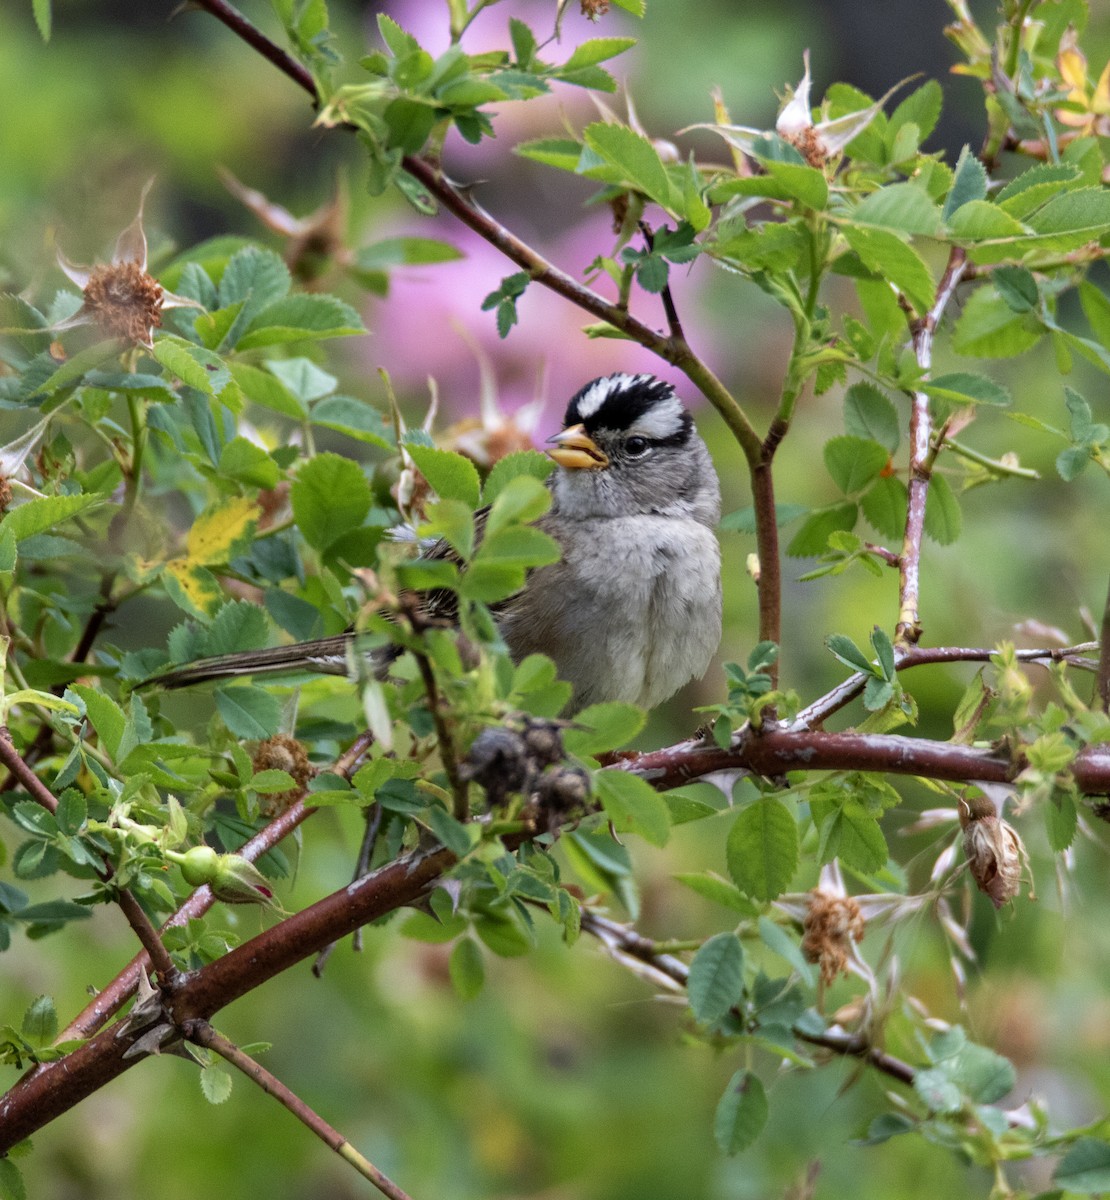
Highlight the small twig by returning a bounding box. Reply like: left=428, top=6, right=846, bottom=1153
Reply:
left=578, top=911, right=918, bottom=1089
left=183, top=1020, right=417, bottom=1200
left=896, top=245, right=968, bottom=645
left=1098, top=577, right=1110, bottom=713
left=638, top=221, right=685, bottom=342
left=0, top=725, right=60, bottom=812
left=313, top=802, right=384, bottom=975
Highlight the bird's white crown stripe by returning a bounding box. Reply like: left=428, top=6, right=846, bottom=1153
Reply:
left=572, top=372, right=650, bottom=420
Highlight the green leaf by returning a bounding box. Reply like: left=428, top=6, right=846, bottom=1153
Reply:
left=993, top=266, right=1039, bottom=313
left=582, top=122, right=673, bottom=208
left=70, top=684, right=126, bottom=759
left=483, top=472, right=552, bottom=535
left=311, top=396, right=393, bottom=448
left=237, top=294, right=364, bottom=349
left=855, top=183, right=942, bottom=236
left=687, top=932, right=744, bottom=1024
left=0, top=1158, right=24, bottom=1200
left=54, top=789, right=87, bottom=837
left=726, top=798, right=798, bottom=901
left=593, top=770, right=671, bottom=847
left=229, top=362, right=306, bottom=418
left=952, top=287, right=1041, bottom=358
left=482, top=451, right=555, bottom=506
left=1045, top=791, right=1078, bottom=851
left=32, top=0, right=51, bottom=40
left=564, top=37, right=636, bottom=69
left=758, top=915, right=814, bottom=985
left=354, top=237, right=464, bottom=270
left=152, top=335, right=231, bottom=398
left=1054, top=1138, right=1110, bottom=1193
left=1026, top=187, right=1110, bottom=235
left=22, top=994, right=58, bottom=1044
left=819, top=802, right=888, bottom=872
left=997, top=162, right=1082, bottom=217
left=840, top=225, right=935, bottom=313
left=219, top=438, right=282, bottom=489
left=942, top=145, right=988, bottom=220
left=514, top=137, right=584, bottom=172
left=889, top=80, right=942, bottom=144
left=218, top=246, right=291, bottom=311
left=824, top=436, right=890, bottom=496
left=563, top=702, right=646, bottom=757
left=448, top=936, right=485, bottom=1000
left=923, top=371, right=1011, bottom=407
left=844, top=382, right=900, bottom=453
left=946, top=200, right=1027, bottom=241
left=404, top=444, right=481, bottom=509
left=673, top=871, right=758, bottom=914
left=200, top=1064, right=234, bottom=1104
left=825, top=634, right=874, bottom=675
left=208, top=601, right=270, bottom=657
left=473, top=526, right=559, bottom=571
left=215, top=686, right=282, bottom=739
left=924, top=473, right=961, bottom=545
left=0, top=494, right=103, bottom=543
left=714, top=1070, right=768, bottom=1155
left=290, top=453, right=372, bottom=551
left=786, top=503, right=857, bottom=557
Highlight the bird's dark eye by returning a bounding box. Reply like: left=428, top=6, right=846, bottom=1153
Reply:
left=625, top=436, right=651, bottom=456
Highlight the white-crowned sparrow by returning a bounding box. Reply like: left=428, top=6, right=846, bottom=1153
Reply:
left=152, top=373, right=722, bottom=712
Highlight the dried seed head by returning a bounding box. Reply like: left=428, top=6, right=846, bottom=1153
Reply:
left=252, top=734, right=315, bottom=817
left=581, top=0, right=610, bottom=20
left=0, top=475, right=11, bottom=513
left=802, top=890, right=865, bottom=987
left=782, top=124, right=828, bottom=167
left=531, top=766, right=591, bottom=832
left=81, top=260, right=164, bottom=346
left=959, top=795, right=1026, bottom=909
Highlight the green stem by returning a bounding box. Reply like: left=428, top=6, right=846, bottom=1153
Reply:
left=945, top=438, right=1039, bottom=480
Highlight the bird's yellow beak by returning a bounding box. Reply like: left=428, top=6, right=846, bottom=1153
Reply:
left=546, top=424, right=609, bottom=470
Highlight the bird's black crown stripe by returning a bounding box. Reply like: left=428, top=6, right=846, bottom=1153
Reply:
left=564, top=374, right=684, bottom=439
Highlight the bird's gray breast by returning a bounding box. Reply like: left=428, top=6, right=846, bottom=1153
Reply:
left=499, top=513, right=721, bottom=711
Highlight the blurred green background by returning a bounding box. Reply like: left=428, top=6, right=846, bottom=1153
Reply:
left=4, top=2, right=1110, bottom=1197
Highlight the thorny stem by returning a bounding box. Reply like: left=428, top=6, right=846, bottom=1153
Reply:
left=0, top=726, right=177, bottom=983
left=579, top=910, right=918, bottom=1088
left=184, top=1021, right=416, bottom=1200
left=896, top=246, right=968, bottom=645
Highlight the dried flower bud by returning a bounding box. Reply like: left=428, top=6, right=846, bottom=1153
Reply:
left=252, top=733, right=315, bottom=817
left=462, top=726, right=532, bottom=808
left=81, top=260, right=165, bottom=344
left=802, top=890, right=865, bottom=987
left=531, top=766, right=591, bottom=833
left=581, top=0, right=610, bottom=20
left=959, top=795, right=1026, bottom=909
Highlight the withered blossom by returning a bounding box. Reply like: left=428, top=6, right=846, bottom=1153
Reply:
left=959, top=793, right=1028, bottom=909
left=252, top=734, right=315, bottom=817
left=1056, top=28, right=1110, bottom=139
left=53, top=181, right=199, bottom=350
left=688, top=52, right=907, bottom=170
left=802, top=887, right=866, bottom=987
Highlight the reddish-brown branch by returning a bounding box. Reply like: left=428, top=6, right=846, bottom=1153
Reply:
left=185, top=1021, right=416, bottom=1200
left=1099, top=577, right=1110, bottom=713
left=896, top=246, right=968, bottom=644
left=0, top=725, right=59, bottom=813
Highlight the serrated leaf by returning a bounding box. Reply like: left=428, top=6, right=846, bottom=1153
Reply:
left=404, top=444, right=481, bottom=509
left=824, top=436, right=890, bottom=496
left=448, top=936, right=485, bottom=1000
left=993, top=266, right=1039, bottom=313
left=582, top=122, right=673, bottom=208
left=290, top=453, right=372, bottom=551
left=952, top=287, right=1041, bottom=358
left=726, top=798, right=797, bottom=901
left=237, top=294, right=364, bottom=348
left=0, top=1158, right=26, bottom=1200
left=688, top=932, right=744, bottom=1024
left=208, top=601, right=270, bottom=657
left=514, top=137, right=584, bottom=172
left=785, top=503, right=857, bottom=557
left=889, top=80, right=942, bottom=143
left=860, top=476, right=908, bottom=539
left=819, top=802, right=888, bottom=872
left=200, top=1064, right=233, bottom=1104
left=923, top=473, right=961, bottom=544
left=152, top=336, right=230, bottom=398
left=593, top=770, right=671, bottom=847
left=1054, top=1138, right=1110, bottom=1193
left=924, top=371, right=1010, bottom=407
left=70, top=684, right=126, bottom=759
left=229, top=361, right=306, bottom=418
left=673, top=871, right=757, bottom=914
left=1026, top=187, right=1110, bottom=236
left=354, top=236, right=464, bottom=270
left=563, top=702, right=645, bottom=757
left=946, top=200, right=1027, bottom=242
left=215, top=686, right=282, bottom=739
left=21, top=994, right=57, bottom=1044
left=843, top=382, right=900, bottom=453
left=826, top=633, right=874, bottom=675
left=482, top=451, right=555, bottom=506
left=943, top=145, right=988, bottom=220
left=1045, top=791, right=1078, bottom=851
left=714, top=1070, right=768, bottom=1155
left=218, top=246, right=291, bottom=310
left=564, top=37, right=636, bottom=69
left=840, top=224, right=934, bottom=313
left=0, top=494, right=103, bottom=543
left=855, top=183, right=942, bottom=236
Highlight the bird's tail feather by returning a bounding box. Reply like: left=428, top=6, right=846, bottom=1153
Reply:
left=144, top=633, right=383, bottom=690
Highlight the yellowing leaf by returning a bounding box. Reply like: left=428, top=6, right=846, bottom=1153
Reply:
left=163, top=559, right=224, bottom=616
left=185, top=497, right=260, bottom=565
